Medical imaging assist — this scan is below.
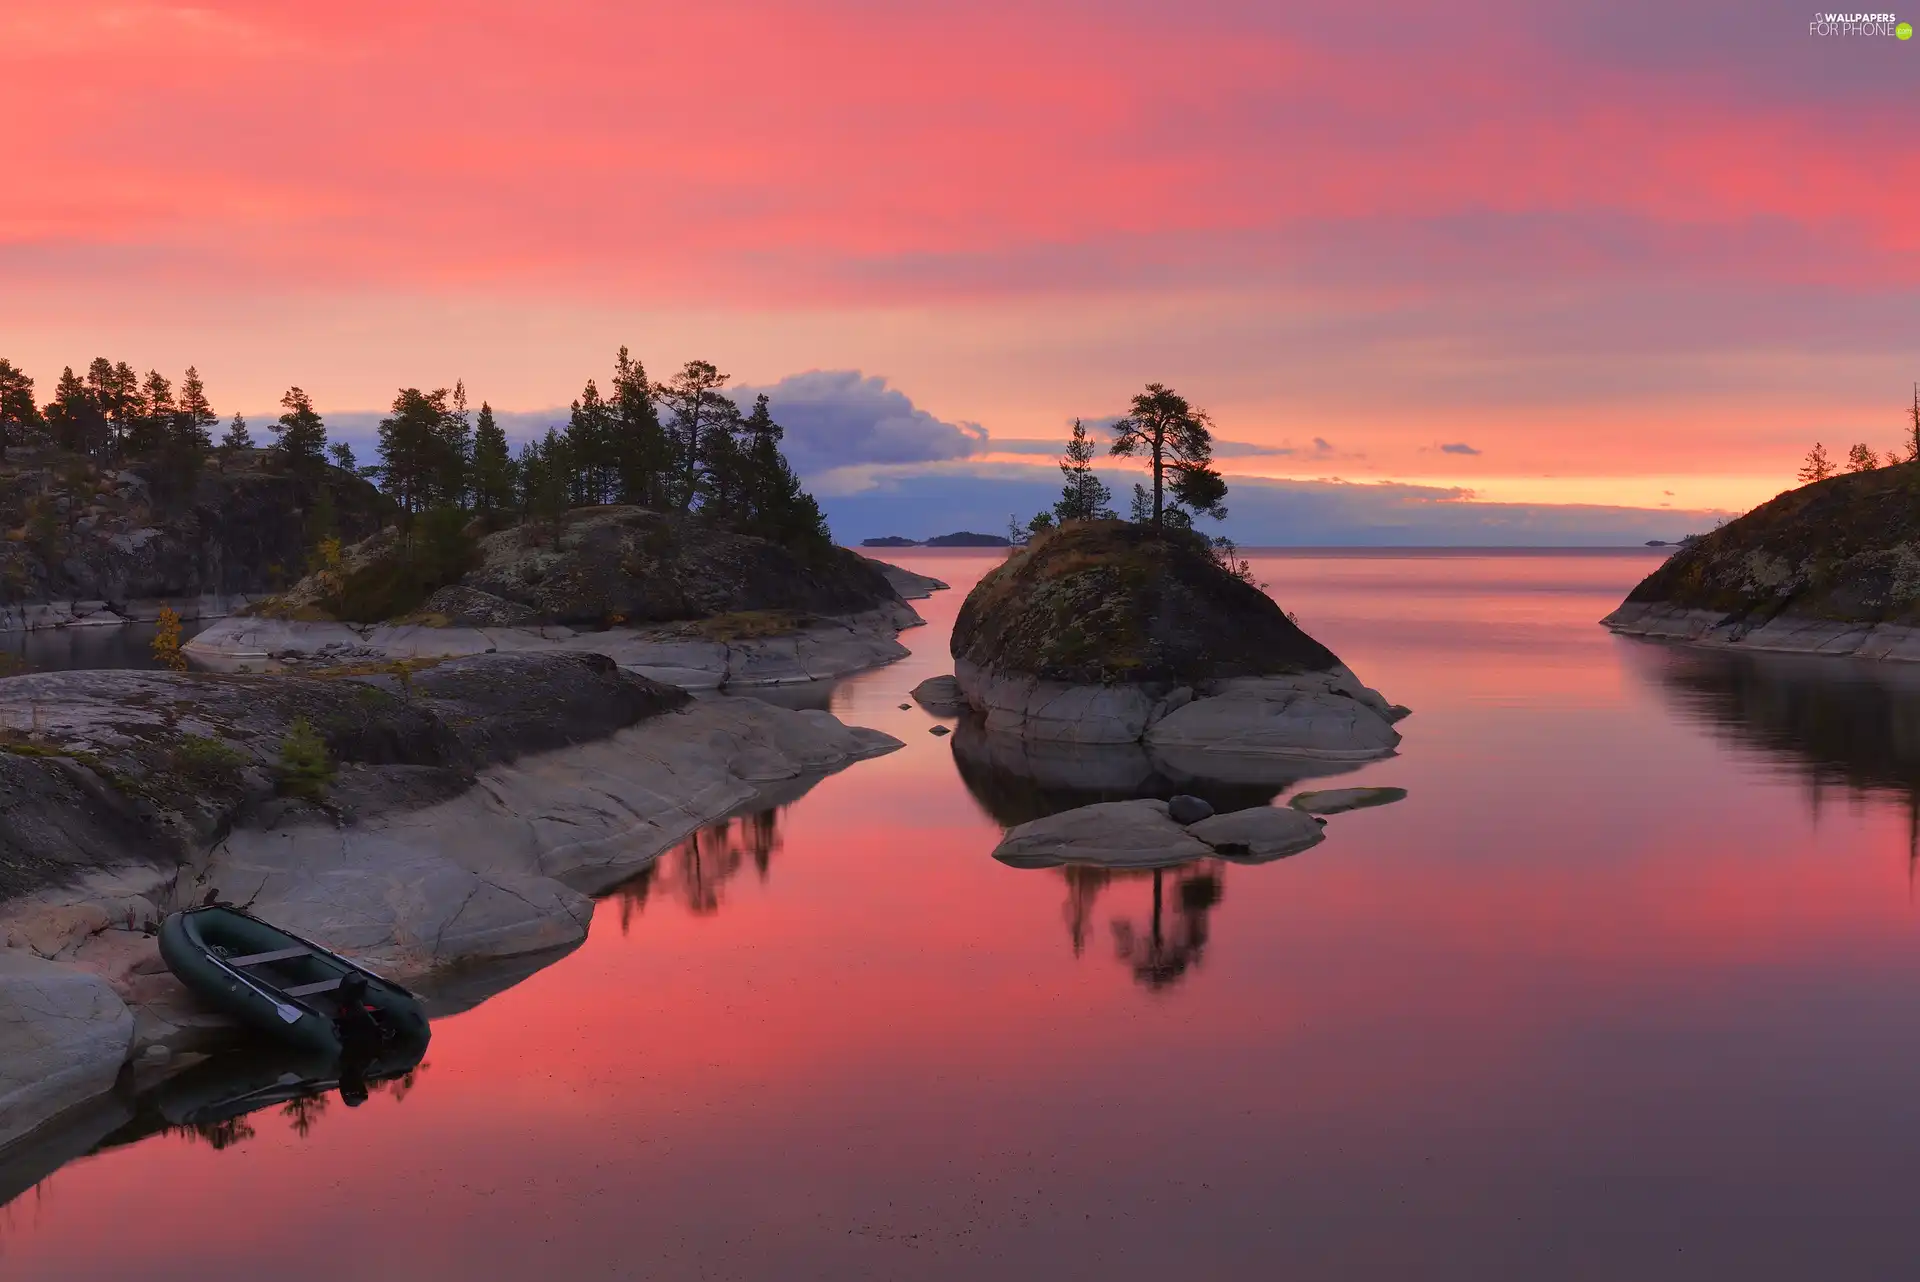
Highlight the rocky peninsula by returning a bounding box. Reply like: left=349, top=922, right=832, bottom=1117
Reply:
left=0, top=651, right=899, bottom=1148
left=186, top=506, right=922, bottom=688
left=1605, top=462, right=1920, bottom=659
left=0, top=448, right=383, bottom=632
left=946, top=521, right=1406, bottom=761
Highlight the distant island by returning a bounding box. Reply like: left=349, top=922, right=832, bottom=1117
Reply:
left=861, top=531, right=1012, bottom=548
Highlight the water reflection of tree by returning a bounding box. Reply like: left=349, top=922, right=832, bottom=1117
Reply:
left=1056, top=860, right=1227, bottom=991
left=614, top=808, right=783, bottom=932
left=1636, top=646, right=1920, bottom=832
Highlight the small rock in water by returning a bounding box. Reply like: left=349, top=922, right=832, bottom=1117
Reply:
left=898, top=703, right=912, bottom=710
left=929, top=725, right=951, bottom=737
left=1167, top=794, right=1215, bottom=825
left=1288, top=786, right=1408, bottom=815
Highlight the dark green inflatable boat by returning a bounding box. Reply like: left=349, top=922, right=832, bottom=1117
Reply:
left=159, top=905, right=430, bottom=1059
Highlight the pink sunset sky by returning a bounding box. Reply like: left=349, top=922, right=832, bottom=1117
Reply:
left=4, top=0, right=1916, bottom=539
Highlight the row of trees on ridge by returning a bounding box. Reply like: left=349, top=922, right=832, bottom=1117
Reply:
left=0, top=350, right=829, bottom=550
left=1797, top=384, right=1920, bottom=484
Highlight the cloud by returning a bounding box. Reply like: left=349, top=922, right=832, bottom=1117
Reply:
left=731, top=370, right=985, bottom=475
left=816, top=463, right=1724, bottom=548
left=1439, top=442, right=1482, bottom=456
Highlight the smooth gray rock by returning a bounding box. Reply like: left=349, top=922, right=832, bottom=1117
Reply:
left=0, top=950, right=134, bottom=1148
left=865, top=559, right=950, bottom=600
left=1167, top=794, right=1215, bottom=824
left=1186, top=807, right=1326, bottom=863
left=993, top=800, right=1212, bottom=870
left=203, top=697, right=904, bottom=977
left=992, top=797, right=1327, bottom=870
left=1289, top=786, right=1408, bottom=815
left=911, top=674, right=967, bottom=712
left=185, top=604, right=921, bottom=690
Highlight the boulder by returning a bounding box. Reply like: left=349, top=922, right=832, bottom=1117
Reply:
left=991, top=798, right=1325, bottom=870
left=1186, top=807, right=1325, bottom=863
left=949, top=522, right=1402, bottom=763
left=1167, top=794, right=1214, bottom=824
left=0, top=950, right=134, bottom=1147
left=911, top=674, right=967, bottom=712
left=1289, top=786, right=1408, bottom=814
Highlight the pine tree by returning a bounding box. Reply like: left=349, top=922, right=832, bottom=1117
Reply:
left=130, top=370, right=175, bottom=457
left=564, top=380, right=613, bottom=505
left=1798, top=442, right=1835, bottom=484
left=1909, top=383, right=1920, bottom=463
left=329, top=441, right=359, bottom=473
left=0, top=359, right=42, bottom=459
left=376, top=387, right=449, bottom=520
left=85, top=359, right=141, bottom=460
left=1108, top=383, right=1228, bottom=530
left=1847, top=443, right=1880, bottom=472
left=1053, top=418, right=1115, bottom=523
left=273, top=387, right=329, bottom=481
left=176, top=367, right=217, bottom=453
left=470, top=402, right=518, bottom=519
left=219, top=412, right=254, bottom=460
left=44, top=367, right=105, bottom=456
left=435, top=381, right=472, bottom=509
left=610, top=347, right=666, bottom=507
left=655, top=360, right=733, bottom=511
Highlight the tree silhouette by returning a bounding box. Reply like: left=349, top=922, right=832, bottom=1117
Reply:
left=1109, top=384, right=1226, bottom=531
left=1053, top=418, right=1115, bottom=523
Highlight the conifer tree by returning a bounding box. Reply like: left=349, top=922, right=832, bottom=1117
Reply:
left=470, top=402, right=518, bottom=519
left=329, top=441, right=359, bottom=473
left=45, top=367, right=105, bottom=457
left=1108, top=383, right=1227, bottom=531
left=1798, top=442, right=1835, bottom=484
left=564, top=380, right=613, bottom=505
left=1847, top=443, right=1880, bottom=472
left=176, top=367, right=217, bottom=453
left=376, top=387, right=450, bottom=520
left=131, top=370, right=174, bottom=456
left=273, top=387, right=329, bottom=481
left=611, top=347, right=666, bottom=507
left=655, top=360, right=733, bottom=511
left=1053, top=418, right=1115, bottom=523
left=0, top=359, right=41, bottom=459
left=219, top=412, right=254, bottom=460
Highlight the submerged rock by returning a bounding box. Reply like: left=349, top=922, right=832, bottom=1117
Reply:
left=992, top=798, right=1324, bottom=870
left=1289, top=786, right=1408, bottom=814
left=949, top=521, right=1403, bottom=762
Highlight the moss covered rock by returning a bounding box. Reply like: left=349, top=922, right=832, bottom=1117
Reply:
left=952, top=521, right=1336, bottom=685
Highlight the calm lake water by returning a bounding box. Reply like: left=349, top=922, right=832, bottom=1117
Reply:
left=10, top=548, right=1920, bottom=1280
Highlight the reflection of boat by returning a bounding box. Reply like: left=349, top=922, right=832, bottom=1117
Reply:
left=92, top=1038, right=430, bottom=1158
left=951, top=716, right=1363, bottom=826
left=160, top=906, right=429, bottom=1058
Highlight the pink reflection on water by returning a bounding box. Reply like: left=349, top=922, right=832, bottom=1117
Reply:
left=10, top=549, right=1920, bottom=1281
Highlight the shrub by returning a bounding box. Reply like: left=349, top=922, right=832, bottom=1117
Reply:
left=151, top=606, right=187, bottom=671
left=275, top=717, right=335, bottom=800
left=171, top=734, right=249, bottom=788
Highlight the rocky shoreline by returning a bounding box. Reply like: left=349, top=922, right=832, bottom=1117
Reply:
left=0, top=652, right=900, bottom=1151
left=1603, top=600, right=1920, bottom=661
left=181, top=602, right=921, bottom=688
left=0, top=594, right=259, bottom=633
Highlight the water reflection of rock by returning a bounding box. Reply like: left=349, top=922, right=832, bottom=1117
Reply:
left=1632, top=645, right=1920, bottom=806
left=952, top=717, right=1365, bottom=826
left=612, top=809, right=784, bottom=929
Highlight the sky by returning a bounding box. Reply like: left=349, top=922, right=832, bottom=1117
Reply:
left=3, top=0, right=1916, bottom=543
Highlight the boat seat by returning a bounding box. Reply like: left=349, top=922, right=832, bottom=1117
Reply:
left=228, top=946, right=311, bottom=967
left=283, top=978, right=344, bottom=998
